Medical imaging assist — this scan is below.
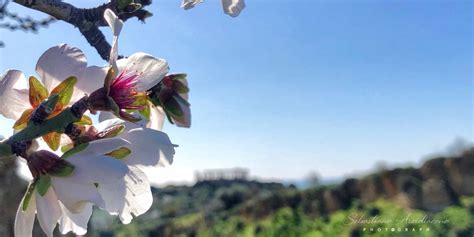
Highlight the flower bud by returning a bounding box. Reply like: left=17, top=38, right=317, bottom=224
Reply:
left=149, top=73, right=191, bottom=127
left=27, top=150, right=74, bottom=178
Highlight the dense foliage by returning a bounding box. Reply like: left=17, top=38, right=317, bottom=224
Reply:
left=87, top=179, right=474, bottom=237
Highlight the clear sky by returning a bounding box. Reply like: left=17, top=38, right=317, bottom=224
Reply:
left=0, top=0, right=472, bottom=185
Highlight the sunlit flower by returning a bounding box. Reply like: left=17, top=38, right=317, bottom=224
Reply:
left=15, top=138, right=130, bottom=237
left=88, top=68, right=147, bottom=122
left=61, top=117, right=175, bottom=222
left=103, top=9, right=172, bottom=129
left=181, top=0, right=245, bottom=17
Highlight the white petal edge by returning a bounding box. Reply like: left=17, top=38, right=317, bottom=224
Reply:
left=222, top=0, right=245, bottom=17
left=0, top=70, right=30, bottom=120
left=35, top=188, right=61, bottom=237
left=35, top=44, right=107, bottom=102
left=181, top=0, right=203, bottom=10
left=121, top=127, right=175, bottom=167
left=97, top=166, right=153, bottom=224
left=51, top=177, right=104, bottom=213
left=72, top=137, right=130, bottom=157
left=67, top=154, right=129, bottom=185
left=104, top=9, right=123, bottom=72
left=116, top=53, right=169, bottom=91
left=148, top=104, right=166, bottom=131
left=14, top=193, right=36, bottom=237
left=58, top=202, right=92, bottom=236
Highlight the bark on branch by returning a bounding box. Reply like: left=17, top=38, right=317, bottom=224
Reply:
left=12, top=0, right=152, bottom=60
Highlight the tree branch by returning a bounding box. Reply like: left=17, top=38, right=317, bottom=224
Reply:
left=0, top=95, right=89, bottom=158
left=12, top=0, right=153, bottom=60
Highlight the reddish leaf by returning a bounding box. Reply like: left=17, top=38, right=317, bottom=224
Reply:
left=42, top=132, right=61, bottom=151
left=13, top=108, right=34, bottom=130
left=28, top=76, right=49, bottom=108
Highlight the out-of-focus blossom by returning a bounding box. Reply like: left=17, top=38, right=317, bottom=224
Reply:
left=181, top=0, right=245, bottom=17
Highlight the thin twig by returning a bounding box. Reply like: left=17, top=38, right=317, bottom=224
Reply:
left=12, top=0, right=153, bottom=60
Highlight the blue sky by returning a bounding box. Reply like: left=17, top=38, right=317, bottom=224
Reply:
left=0, top=0, right=472, bottom=184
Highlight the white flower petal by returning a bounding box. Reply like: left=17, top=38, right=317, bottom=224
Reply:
left=14, top=193, right=36, bottom=237
left=16, top=158, right=34, bottom=181
left=51, top=177, right=104, bottom=213
left=0, top=70, right=30, bottom=120
left=121, top=127, right=175, bottom=167
left=67, top=154, right=129, bottom=185
left=104, top=9, right=123, bottom=38
left=116, top=53, right=169, bottom=91
left=35, top=188, right=61, bottom=237
left=35, top=44, right=107, bottom=102
left=98, top=111, right=120, bottom=125
left=58, top=202, right=92, bottom=236
left=222, top=0, right=245, bottom=17
left=104, top=9, right=123, bottom=71
left=181, top=0, right=202, bottom=10
left=96, top=115, right=125, bottom=131
left=75, top=137, right=130, bottom=157
left=98, top=166, right=152, bottom=224
left=148, top=105, right=166, bottom=131
left=64, top=138, right=129, bottom=185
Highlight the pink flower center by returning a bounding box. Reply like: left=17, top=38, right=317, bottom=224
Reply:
left=109, top=70, right=145, bottom=110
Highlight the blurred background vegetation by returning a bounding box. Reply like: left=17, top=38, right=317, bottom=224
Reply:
left=1, top=147, right=473, bottom=236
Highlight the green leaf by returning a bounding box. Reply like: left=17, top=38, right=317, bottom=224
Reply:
left=48, top=160, right=75, bottom=177
left=75, top=115, right=93, bottom=126
left=50, top=76, right=77, bottom=110
left=105, top=147, right=131, bottom=160
left=62, top=143, right=89, bottom=159
left=61, top=143, right=74, bottom=153
left=36, top=175, right=51, bottom=196
left=22, top=181, right=36, bottom=211
left=148, top=96, right=161, bottom=107
left=28, top=76, right=49, bottom=108
left=139, top=101, right=151, bottom=120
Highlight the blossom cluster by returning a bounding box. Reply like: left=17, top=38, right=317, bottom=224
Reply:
left=0, top=8, right=200, bottom=237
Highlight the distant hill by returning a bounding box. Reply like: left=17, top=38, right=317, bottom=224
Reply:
left=0, top=148, right=472, bottom=236
left=86, top=148, right=474, bottom=237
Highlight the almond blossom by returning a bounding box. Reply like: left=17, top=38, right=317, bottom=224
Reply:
left=61, top=117, right=175, bottom=223
left=15, top=138, right=130, bottom=237
left=101, top=9, right=173, bottom=130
